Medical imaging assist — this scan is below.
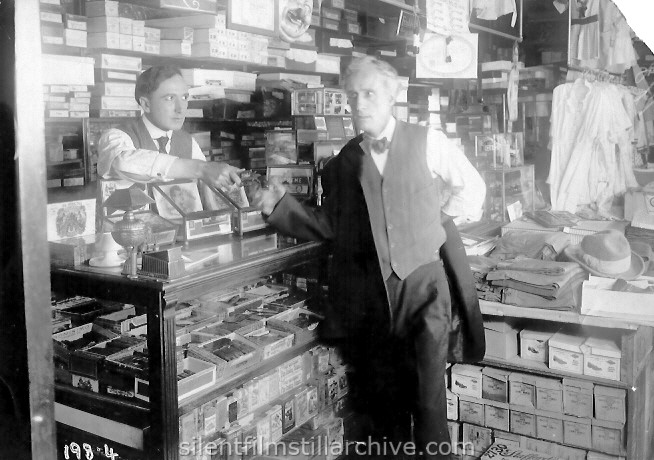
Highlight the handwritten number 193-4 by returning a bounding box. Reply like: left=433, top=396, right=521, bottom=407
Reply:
left=63, top=442, right=118, bottom=460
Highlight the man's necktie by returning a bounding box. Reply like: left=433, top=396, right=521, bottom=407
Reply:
left=156, top=135, right=169, bottom=154
left=367, top=136, right=390, bottom=154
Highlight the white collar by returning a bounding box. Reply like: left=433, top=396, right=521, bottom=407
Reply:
left=142, top=115, right=173, bottom=140
left=378, top=116, right=396, bottom=142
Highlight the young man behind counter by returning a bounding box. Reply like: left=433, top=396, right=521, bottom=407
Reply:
left=256, top=56, right=486, bottom=459
left=97, top=65, right=242, bottom=188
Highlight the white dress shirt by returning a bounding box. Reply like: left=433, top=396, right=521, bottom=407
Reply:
left=359, top=117, right=486, bottom=223
left=97, top=115, right=205, bottom=184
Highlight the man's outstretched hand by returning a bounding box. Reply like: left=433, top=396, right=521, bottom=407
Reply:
left=202, top=162, right=243, bottom=189
left=253, top=176, right=287, bottom=216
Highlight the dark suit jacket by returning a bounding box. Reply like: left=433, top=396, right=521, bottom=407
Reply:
left=268, top=136, right=485, bottom=363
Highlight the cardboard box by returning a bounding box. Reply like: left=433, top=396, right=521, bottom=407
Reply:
left=492, top=430, right=522, bottom=449
left=483, top=319, right=519, bottom=359
left=581, top=275, right=654, bottom=323
left=549, top=330, right=585, bottom=374
left=536, top=409, right=563, bottom=443
left=85, top=1, right=119, bottom=17
left=42, top=55, right=95, bottom=85
left=520, top=326, right=557, bottom=363
left=594, top=385, right=626, bottom=423
left=510, top=405, right=536, bottom=437
left=91, top=53, right=142, bottom=72
left=555, top=444, right=588, bottom=460
left=482, top=367, right=510, bottom=403
left=586, top=452, right=625, bottom=460
left=458, top=395, right=485, bottom=425
left=87, top=16, right=119, bottom=33
left=582, top=337, right=622, bottom=381
left=509, top=372, right=537, bottom=408
left=534, top=376, right=563, bottom=413
left=451, top=364, right=483, bottom=399
left=480, top=443, right=562, bottom=460
left=446, top=389, right=458, bottom=420
left=462, top=423, right=493, bottom=456
left=447, top=422, right=461, bottom=454
left=177, top=356, right=216, bottom=401
left=563, top=414, right=592, bottom=449
left=484, top=400, right=510, bottom=431
left=562, top=377, right=594, bottom=417
left=592, top=418, right=625, bottom=455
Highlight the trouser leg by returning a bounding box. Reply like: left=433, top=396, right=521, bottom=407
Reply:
left=386, top=262, right=453, bottom=460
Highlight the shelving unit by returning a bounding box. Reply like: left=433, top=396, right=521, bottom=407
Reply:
left=476, top=300, right=654, bottom=460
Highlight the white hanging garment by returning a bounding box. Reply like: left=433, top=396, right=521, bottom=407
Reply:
left=471, top=0, right=517, bottom=26
left=599, top=0, right=637, bottom=74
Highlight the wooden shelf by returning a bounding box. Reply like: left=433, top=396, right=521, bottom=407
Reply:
left=481, top=355, right=629, bottom=390
left=178, top=340, right=317, bottom=415
left=480, top=300, right=640, bottom=331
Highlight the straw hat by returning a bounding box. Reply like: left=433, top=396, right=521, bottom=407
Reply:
left=564, top=229, right=645, bottom=280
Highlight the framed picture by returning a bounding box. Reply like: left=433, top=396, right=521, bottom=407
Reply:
left=204, top=184, right=250, bottom=211
left=151, top=181, right=203, bottom=220
left=267, top=164, right=314, bottom=197
left=227, top=0, right=279, bottom=37
left=47, top=199, right=96, bottom=241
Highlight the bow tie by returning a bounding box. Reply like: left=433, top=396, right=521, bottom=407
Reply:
left=366, top=136, right=390, bottom=154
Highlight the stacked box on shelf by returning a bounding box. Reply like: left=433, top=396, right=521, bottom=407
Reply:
left=44, top=84, right=91, bottom=119
left=40, top=0, right=66, bottom=46
left=89, top=53, right=142, bottom=117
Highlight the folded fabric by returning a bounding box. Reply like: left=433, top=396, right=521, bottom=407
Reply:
left=486, top=264, right=585, bottom=288
left=467, top=255, right=501, bottom=274
left=490, top=231, right=571, bottom=261
left=489, top=269, right=587, bottom=299
left=501, top=283, right=582, bottom=311
left=495, top=257, right=580, bottom=276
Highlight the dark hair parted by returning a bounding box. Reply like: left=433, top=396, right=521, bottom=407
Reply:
left=135, top=65, right=183, bottom=105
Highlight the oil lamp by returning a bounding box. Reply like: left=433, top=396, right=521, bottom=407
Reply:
left=103, top=184, right=155, bottom=279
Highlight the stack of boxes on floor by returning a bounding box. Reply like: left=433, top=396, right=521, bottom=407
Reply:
left=445, top=320, right=626, bottom=460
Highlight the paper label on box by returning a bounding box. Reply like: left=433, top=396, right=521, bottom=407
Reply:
left=584, top=355, right=620, bottom=381
left=550, top=348, right=584, bottom=374
left=483, top=376, right=509, bottom=402
left=537, top=414, right=563, bottom=442
left=563, top=388, right=593, bottom=417
left=485, top=405, right=509, bottom=430
left=452, top=373, right=482, bottom=398
left=459, top=399, right=484, bottom=425
left=510, top=410, right=536, bottom=436
left=510, top=381, right=536, bottom=408
left=564, top=419, right=591, bottom=448
left=521, top=336, right=549, bottom=362
left=595, top=393, right=626, bottom=422
left=536, top=387, right=563, bottom=413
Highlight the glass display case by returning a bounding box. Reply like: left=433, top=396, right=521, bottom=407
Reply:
left=50, top=232, right=329, bottom=460
left=480, top=164, right=535, bottom=222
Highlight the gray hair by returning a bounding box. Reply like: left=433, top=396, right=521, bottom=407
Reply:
left=343, top=56, right=400, bottom=96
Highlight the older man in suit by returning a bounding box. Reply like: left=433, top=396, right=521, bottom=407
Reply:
left=256, top=56, right=486, bottom=459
